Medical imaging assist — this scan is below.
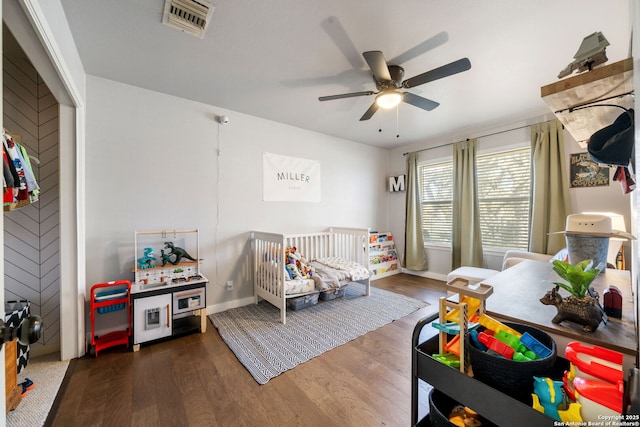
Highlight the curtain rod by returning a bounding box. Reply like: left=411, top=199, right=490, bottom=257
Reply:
left=402, top=123, right=532, bottom=156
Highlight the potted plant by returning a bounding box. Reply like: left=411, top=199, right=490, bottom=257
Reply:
left=539, top=259, right=605, bottom=332
left=551, top=259, right=603, bottom=298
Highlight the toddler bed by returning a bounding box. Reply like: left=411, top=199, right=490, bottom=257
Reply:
left=251, top=227, right=371, bottom=324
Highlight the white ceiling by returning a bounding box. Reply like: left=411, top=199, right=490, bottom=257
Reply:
left=58, top=0, right=631, bottom=149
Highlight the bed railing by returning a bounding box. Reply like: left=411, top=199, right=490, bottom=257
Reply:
left=330, top=227, right=370, bottom=267
left=251, top=231, right=286, bottom=299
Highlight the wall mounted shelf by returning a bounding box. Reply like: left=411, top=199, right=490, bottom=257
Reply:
left=541, top=57, right=633, bottom=147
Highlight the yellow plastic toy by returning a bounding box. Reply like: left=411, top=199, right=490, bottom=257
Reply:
left=446, top=296, right=481, bottom=323
left=478, top=313, right=522, bottom=338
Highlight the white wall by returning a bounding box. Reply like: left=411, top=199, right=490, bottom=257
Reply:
left=84, top=76, right=389, bottom=311
left=386, top=119, right=633, bottom=280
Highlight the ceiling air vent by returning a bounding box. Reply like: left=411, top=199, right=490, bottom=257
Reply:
left=162, top=0, right=215, bottom=39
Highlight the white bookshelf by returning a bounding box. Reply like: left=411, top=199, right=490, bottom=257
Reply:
left=369, top=231, right=399, bottom=280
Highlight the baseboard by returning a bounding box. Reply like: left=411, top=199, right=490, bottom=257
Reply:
left=207, top=296, right=256, bottom=315
left=400, top=268, right=448, bottom=282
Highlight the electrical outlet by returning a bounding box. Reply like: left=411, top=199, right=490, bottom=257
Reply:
left=226, top=280, right=233, bottom=291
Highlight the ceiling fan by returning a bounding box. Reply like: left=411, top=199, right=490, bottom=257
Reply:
left=319, top=50, right=471, bottom=121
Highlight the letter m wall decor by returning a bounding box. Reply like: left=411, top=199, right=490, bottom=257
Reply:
left=388, top=175, right=406, bottom=192
left=263, top=152, right=321, bottom=202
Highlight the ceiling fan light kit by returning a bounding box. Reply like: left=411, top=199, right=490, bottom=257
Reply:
left=319, top=46, right=471, bottom=122
left=376, top=91, right=403, bottom=109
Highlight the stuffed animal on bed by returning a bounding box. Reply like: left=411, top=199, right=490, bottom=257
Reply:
left=299, top=256, right=314, bottom=277
left=286, top=247, right=313, bottom=279
left=286, top=262, right=304, bottom=279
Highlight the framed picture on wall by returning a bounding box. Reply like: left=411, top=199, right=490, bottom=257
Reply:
left=569, top=152, right=609, bottom=188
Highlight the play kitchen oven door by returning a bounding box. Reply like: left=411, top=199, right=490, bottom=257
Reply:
left=173, top=287, right=205, bottom=315
left=133, top=293, right=171, bottom=344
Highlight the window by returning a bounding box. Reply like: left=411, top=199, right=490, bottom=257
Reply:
left=419, top=147, right=531, bottom=250
left=477, top=148, right=531, bottom=249
left=419, top=161, right=452, bottom=244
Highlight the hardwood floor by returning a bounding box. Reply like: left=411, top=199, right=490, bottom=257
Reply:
left=46, top=274, right=445, bottom=427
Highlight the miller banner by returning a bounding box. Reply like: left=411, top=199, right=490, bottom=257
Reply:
left=263, top=152, right=321, bottom=202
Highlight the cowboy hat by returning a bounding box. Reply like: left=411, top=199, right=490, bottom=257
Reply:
left=588, top=109, right=634, bottom=166
left=550, top=213, right=635, bottom=240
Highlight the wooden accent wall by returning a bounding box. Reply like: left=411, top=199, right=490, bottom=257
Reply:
left=2, top=28, right=60, bottom=357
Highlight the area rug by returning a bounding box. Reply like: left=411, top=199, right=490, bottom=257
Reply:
left=209, top=282, right=428, bottom=384
left=6, top=352, right=69, bottom=426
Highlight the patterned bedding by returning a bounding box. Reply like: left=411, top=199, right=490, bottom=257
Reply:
left=314, top=257, right=371, bottom=281
left=308, top=257, right=370, bottom=291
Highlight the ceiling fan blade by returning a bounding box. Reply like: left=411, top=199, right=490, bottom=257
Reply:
left=402, top=57, right=472, bottom=88
left=402, top=92, right=440, bottom=111
left=319, top=91, right=375, bottom=101
left=363, top=51, right=392, bottom=82
left=388, top=31, right=449, bottom=65
left=359, top=102, right=379, bottom=121
left=321, top=16, right=365, bottom=69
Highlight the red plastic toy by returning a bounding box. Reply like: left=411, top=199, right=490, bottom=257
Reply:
left=477, top=331, right=515, bottom=359
left=565, top=341, right=623, bottom=383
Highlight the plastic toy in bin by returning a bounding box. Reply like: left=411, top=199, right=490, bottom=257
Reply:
left=465, top=321, right=557, bottom=400
left=432, top=353, right=461, bottom=369
left=531, top=376, right=583, bottom=422
left=572, top=376, right=623, bottom=421
left=564, top=341, right=623, bottom=383
left=473, top=315, right=553, bottom=362
left=478, top=313, right=521, bottom=337
left=477, top=332, right=515, bottom=359
left=520, top=332, right=553, bottom=359
left=493, top=330, right=538, bottom=360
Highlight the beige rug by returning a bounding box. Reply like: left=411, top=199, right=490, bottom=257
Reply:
left=6, top=352, right=69, bottom=427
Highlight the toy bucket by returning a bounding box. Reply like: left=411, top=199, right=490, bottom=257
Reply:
left=566, top=235, right=609, bottom=267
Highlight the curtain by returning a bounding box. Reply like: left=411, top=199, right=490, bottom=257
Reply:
left=403, top=152, right=428, bottom=270
left=452, top=139, right=484, bottom=269
left=530, top=119, right=571, bottom=255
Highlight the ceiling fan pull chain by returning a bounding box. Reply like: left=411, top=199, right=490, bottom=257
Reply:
left=396, top=105, right=400, bottom=138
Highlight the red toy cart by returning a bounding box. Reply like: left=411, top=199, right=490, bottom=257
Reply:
left=89, top=280, right=131, bottom=357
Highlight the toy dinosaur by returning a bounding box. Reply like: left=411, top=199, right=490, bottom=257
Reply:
left=137, top=247, right=156, bottom=269
left=160, top=249, right=172, bottom=267
left=164, top=242, right=197, bottom=265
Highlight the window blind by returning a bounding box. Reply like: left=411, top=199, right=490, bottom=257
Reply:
left=476, top=147, right=531, bottom=249
left=418, top=147, right=531, bottom=249
left=419, top=161, right=452, bottom=243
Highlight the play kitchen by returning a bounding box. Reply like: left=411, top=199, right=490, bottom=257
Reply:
left=130, top=229, right=208, bottom=351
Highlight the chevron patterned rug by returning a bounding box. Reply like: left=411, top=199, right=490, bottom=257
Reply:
left=209, top=282, right=428, bottom=384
